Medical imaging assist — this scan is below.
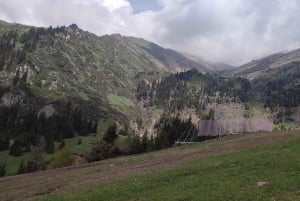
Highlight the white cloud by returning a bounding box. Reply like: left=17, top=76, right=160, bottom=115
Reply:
left=0, top=0, right=300, bottom=65
left=100, top=0, right=130, bottom=12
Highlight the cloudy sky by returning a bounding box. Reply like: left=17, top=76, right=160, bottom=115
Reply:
left=0, top=0, right=300, bottom=65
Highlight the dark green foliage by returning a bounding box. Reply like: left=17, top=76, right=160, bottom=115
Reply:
left=136, top=81, right=148, bottom=101
left=137, top=67, right=300, bottom=118
left=154, top=115, right=198, bottom=149
left=85, top=116, right=196, bottom=163
left=103, top=123, right=118, bottom=143
left=9, top=139, right=23, bottom=157
left=19, top=26, right=65, bottom=52
left=126, top=136, right=143, bottom=154
left=0, top=162, right=6, bottom=177
left=206, top=109, right=215, bottom=120
left=85, top=141, right=118, bottom=162
left=77, top=138, right=82, bottom=145
left=118, top=126, right=130, bottom=136
left=136, top=69, right=252, bottom=113
left=141, top=131, right=149, bottom=152
left=0, top=30, right=20, bottom=71
left=27, top=147, right=45, bottom=173
left=258, top=62, right=300, bottom=109
left=72, top=108, right=82, bottom=133
left=45, top=137, right=55, bottom=154
left=17, top=159, right=27, bottom=174
left=0, top=101, right=97, bottom=153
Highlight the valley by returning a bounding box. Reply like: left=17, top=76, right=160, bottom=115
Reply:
left=0, top=20, right=299, bottom=180
left=1, top=1, right=300, bottom=200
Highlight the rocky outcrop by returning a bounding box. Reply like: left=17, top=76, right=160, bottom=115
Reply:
left=38, top=104, right=57, bottom=118
left=0, top=91, right=25, bottom=106
left=198, top=118, right=273, bottom=136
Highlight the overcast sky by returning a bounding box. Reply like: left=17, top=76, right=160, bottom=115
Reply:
left=0, top=0, right=300, bottom=65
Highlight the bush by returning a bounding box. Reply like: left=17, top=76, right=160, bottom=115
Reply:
left=85, top=141, right=118, bottom=162
left=17, top=159, right=27, bottom=174
left=27, top=147, right=45, bottom=173
left=0, top=162, right=6, bottom=177
left=103, top=123, right=118, bottom=143
left=9, top=139, right=23, bottom=157
left=51, top=146, right=75, bottom=169
left=77, top=138, right=82, bottom=145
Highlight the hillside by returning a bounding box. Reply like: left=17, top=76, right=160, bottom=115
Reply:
left=0, top=130, right=299, bottom=201
left=0, top=19, right=300, bottom=179
left=0, top=20, right=210, bottom=123
left=230, top=49, right=300, bottom=79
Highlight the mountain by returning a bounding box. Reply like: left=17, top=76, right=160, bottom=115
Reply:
left=1, top=20, right=300, bottom=177
left=230, top=49, right=300, bottom=79
left=184, top=53, right=235, bottom=71
left=0, top=21, right=210, bottom=123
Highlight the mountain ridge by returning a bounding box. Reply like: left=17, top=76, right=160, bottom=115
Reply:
left=0, top=20, right=218, bottom=126
left=229, top=48, right=300, bottom=78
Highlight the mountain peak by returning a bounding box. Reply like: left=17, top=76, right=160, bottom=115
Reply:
left=68, top=23, right=79, bottom=30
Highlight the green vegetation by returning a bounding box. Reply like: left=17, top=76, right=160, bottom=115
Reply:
left=107, top=93, right=135, bottom=108
left=39, top=136, right=300, bottom=201
left=102, top=123, right=118, bottom=143
left=97, top=119, right=114, bottom=134
left=0, top=135, right=99, bottom=175
left=0, top=161, right=5, bottom=177
left=155, top=114, right=198, bottom=149
left=0, top=103, right=97, bottom=161
left=137, top=69, right=252, bottom=115
left=63, top=136, right=100, bottom=155
left=0, top=150, right=32, bottom=175
left=51, top=146, right=75, bottom=168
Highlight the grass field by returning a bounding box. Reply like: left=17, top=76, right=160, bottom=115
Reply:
left=0, top=135, right=100, bottom=175
left=38, top=132, right=300, bottom=201
left=0, top=130, right=299, bottom=201
left=107, top=93, right=135, bottom=109
left=0, top=115, right=119, bottom=176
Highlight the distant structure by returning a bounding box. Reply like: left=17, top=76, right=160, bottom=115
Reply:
left=197, top=118, right=273, bottom=137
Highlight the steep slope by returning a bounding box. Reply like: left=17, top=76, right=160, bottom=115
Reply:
left=230, top=48, right=300, bottom=79
left=0, top=20, right=30, bottom=34
left=0, top=21, right=209, bottom=122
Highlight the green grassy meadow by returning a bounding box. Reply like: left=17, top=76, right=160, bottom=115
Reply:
left=39, top=135, right=300, bottom=201
left=0, top=135, right=100, bottom=175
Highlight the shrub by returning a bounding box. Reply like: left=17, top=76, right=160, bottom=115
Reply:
left=0, top=162, right=6, bottom=177
left=77, top=138, right=82, bottom=145
left=51, top=146, right=75, bottom=169
left=85, top=141, right=117, bottom=162
left=17, top=159, right=27, bottom=174
left=103, top=123, right=118, bottom=143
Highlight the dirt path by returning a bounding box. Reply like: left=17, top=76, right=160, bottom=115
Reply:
left=0, top=131, right=299, bottom=201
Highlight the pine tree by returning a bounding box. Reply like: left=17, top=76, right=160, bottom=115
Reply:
left=0, top=162, right=6, bottom=177
left=103, top=123, right=118, bottom=143
left=17, top=159, right=27, bottom=174
left=141, top=131, right=149, bottom=152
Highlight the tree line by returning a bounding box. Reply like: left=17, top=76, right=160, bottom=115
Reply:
left=0, top=102, right=97, bottom=156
